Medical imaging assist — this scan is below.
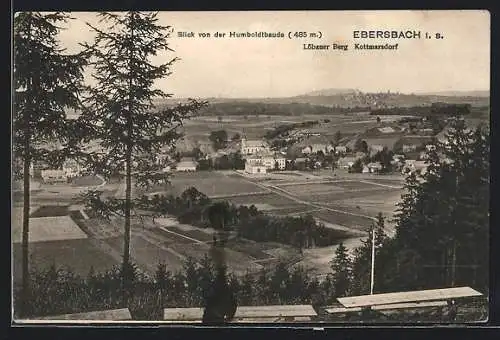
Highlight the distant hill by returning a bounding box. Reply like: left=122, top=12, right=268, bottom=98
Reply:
left=302, top=88, right=360, bottom=97
left=416, top=90, right=489, bottom=97
left=109, top=89, right=492, bottom=119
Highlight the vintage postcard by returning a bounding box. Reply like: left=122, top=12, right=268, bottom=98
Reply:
left=11, top=10, right=490, bottom=325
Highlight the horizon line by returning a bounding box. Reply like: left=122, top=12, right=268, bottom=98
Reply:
left=166, top=89, right=490, bottom=100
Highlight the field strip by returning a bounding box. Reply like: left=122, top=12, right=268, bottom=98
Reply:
left=357, top=179, right=403, bottom=189
left=158, top=226, right=204, bottom=244
left=80, top=209, right=90, bottom=220
left=284, top=208, right=324, bottom=216
left=89, top=237, right=124, bottom=264
left=209, top=191, right=271, bottom=199
left=94, top=174, right=107, bottom=188
left=268, top=186, right=376, bottom=220
left=312, top=206, right=375, bottom=220
left=294, top=187, right=391, bottom=197
left=136, top=231, right=187, bottom=262
left=274, top=180, right=356, bottom=187
left=233, top=172, right=376, bottom=222
left=252, top=257, right=278, bottom=263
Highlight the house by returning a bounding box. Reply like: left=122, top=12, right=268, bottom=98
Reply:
left=419, top=151, right=430, bottom=160
left=30, top=160, right=50, bottom=178
left=392, top=154, right=405, bottom=162
left=245, top=159, right=267, bottom=174
left=402, top=160, right=428, bottom=175
left=397, top=136, right=434, bottom=153
left=176, top=159, right=198, bottom=172
left=402, top=144, right=418, bottom=152
left=367, top=162, right=383, bottom=173
left=378, top=126, right=395, bottom=134
left=41, top=169, right=68, bottom=183
left=370, top=144, right=385, bottom=156
left=435, top=128, right=449, bottom=145
left=338, top=156, right=359, bottom=169
left=346, top=137, right=399, bottom=153
left=302, top=144, right=329, bottom=155
left=245, top=154, right=286, bottom=170
left=362, top=165, right=370, bottom=173
left=63, top=158, right=85, bottom=177
left=425, top=144, right=437, bottom=151
left=334, top=145, right=347, bottom=154
left=241, top=138, right=270, bottom=155
left=325, top=144, right=336, bottom=153
left=274, top=157, right=287, bottom=170
left=419, top=128, right=434, bottom=135
left=301, top=146, right=312, bottom=154
left=294, top=157, right=308, bottom=170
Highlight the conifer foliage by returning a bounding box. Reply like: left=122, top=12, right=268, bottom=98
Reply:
left=13, top=12, right=86, bottom=316
left=330, top=242, right=352, bottom=297
left=75, top=12, right=206, bottom=293
left=390, top=119, right=489, bottom=291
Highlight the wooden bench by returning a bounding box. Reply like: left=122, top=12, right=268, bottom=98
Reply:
left=163, top=305, right=318, bottom=323
left=337, top=287, right=483, bottom=309
left=25, top=308, right=132, bottom=322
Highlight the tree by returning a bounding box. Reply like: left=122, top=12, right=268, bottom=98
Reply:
left=350, top=213, right=388, bottom=295
left=231, top=151, right=245, bottom=170
left=376, top=116, right=381, bottom=124
left=371, top=147, right=394, bottom=173
left=13, top=12, right=87, bottom=316
left=333, top=131, right=342, bottom=146
left=174, top=151, right=182, bottom=163
left=365, top=120, right=490, bottom=292
left=361, top=140, right=369, bottom=153
left=192, top=147, right=203, bottom=160
left=231, top=133, right=241, bottom=142
left=330, top=243, right=352, bottom=297
left=77, top=12, right=206, bottom=296
left=354, top=138, right=368, bottom=153
left=209, top=130, right=228, bottom=150
left=349, top=159, right=364, bottom=173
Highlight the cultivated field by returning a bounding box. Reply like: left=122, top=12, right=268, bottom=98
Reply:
left=148, top=171, right=267, bottom=198
left=12, top=167, right=406, bottom=282
left=176, top=113, right=401, bottom=151
left=214, top=192, right=300, bottom=209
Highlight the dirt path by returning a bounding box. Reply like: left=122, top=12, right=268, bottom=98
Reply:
left=357, top=179, right=403, bottom=189
left=156, top=226, right=204, bottom=244
left=231, top=172, right=376, bottom=236
left=265, top=183, right=376, bottom=221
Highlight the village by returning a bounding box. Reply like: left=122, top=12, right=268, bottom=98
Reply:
left=33, top=113, right=456, bottom=185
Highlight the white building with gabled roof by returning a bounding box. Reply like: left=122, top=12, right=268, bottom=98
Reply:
left=240, top=137, right=270, bottom=155
left=245, top=152, right=286, bottom=171
left=176, top=158, right=198, bottom=172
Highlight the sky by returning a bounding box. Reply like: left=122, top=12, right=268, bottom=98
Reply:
left=56, top=10, right=490, bottom=98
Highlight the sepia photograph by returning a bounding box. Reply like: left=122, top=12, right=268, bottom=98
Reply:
left=11, top=10, right=490, bottom=324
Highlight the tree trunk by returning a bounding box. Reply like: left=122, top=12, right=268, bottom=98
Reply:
left=21, top=136, right=31, bottom=317
left=442, top=250, right=447, bottom=287
left=451, top=240, right=457, bottom=287
left=20, top=16, right=32, bottom=318
left=122, top=12, right=134, bottom=303
left=124, top=150, right=132, bottom=267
